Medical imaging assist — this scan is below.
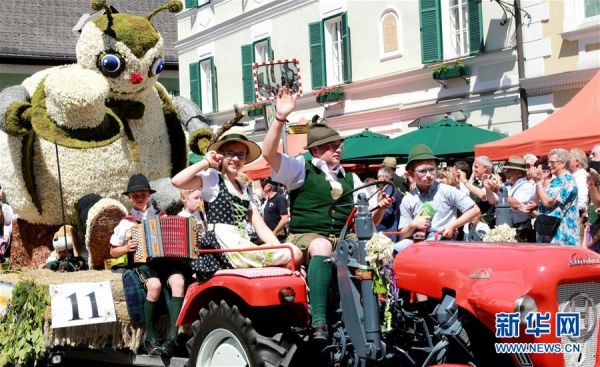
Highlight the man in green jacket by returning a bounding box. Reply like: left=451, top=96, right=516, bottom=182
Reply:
left=262, top=88, right=391, bottom=341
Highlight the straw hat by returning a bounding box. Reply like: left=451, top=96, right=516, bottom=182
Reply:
left=382, top=156, right=397, bottom=168
left=207, top=128, right=261, bottom=164
left=503, top=156, right=527, bottom=172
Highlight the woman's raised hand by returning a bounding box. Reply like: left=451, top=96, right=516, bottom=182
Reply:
left=205, top=150, right=223, bottom=168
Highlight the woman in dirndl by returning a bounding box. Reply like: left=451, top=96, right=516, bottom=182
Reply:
left=172, top=128, right=302, bottom=279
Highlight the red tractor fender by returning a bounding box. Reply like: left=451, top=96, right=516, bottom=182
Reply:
left=393, top=241, right=600, bottom=328
left=177, top=267, right=309, bottom=327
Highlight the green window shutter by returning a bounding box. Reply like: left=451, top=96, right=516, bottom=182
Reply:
left=189, top=62, right=201, bottom=110
left=419, top=0, right=442, bottom=64
left=210, top=58, right=218, bottom=112
left=468, top=0, right=483, bottom=55
left=241, top=44, right=255, bottom=104
left=341, top=12, right=352, bottom=84
left=309, top=21, right=325, bottom=89
left=585, top=0, right=600, bottom=17
left=185, top=0, right=198, bottom=8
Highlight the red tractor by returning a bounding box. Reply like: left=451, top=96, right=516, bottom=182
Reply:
left=177, top=182, right=600, bottom=367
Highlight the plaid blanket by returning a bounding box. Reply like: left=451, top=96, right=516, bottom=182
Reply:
left=122, top=268, right=146, bottom=324
left=122, top=266, right=170, bottom=324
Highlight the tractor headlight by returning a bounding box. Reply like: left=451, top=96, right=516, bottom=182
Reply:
left=279, top=287, right=295, bottom=303
left=514, top=295, right=537, bottom=323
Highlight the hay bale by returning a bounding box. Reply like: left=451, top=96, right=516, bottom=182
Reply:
left=0, top=269, right=144, bottom=351
left=10, top=219, right=60, bottom=269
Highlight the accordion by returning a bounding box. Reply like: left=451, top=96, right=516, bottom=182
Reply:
left=131, top=216, right=198, bottom=263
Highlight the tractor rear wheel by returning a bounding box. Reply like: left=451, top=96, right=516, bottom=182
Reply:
left=186, top=300, right=296, bottom=367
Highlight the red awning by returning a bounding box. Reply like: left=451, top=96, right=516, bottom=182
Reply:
left=475, top=70, right=600, bottom=160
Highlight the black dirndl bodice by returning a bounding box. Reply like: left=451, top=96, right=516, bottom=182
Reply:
left=191, top=174, right=250, bottom=279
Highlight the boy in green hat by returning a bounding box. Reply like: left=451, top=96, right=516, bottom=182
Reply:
left=263, top=88, right=392, bottom=341
left=395, top=144, right=479, bottom=251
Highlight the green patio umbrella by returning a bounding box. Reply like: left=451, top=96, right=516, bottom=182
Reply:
left=392, top=118, right=506, bottom=158
left=340, top=129, right=390, bottom=163
left=342, top=118, right=506, bottom=162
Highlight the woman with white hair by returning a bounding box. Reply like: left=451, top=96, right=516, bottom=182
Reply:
left=531, top=148, right=579, bottom=246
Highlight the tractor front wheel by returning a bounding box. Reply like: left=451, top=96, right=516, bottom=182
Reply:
left=186, top=300, right=295, bottom=367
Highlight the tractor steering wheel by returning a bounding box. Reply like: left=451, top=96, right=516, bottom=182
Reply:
left=327, top=180, right=395, bottom=220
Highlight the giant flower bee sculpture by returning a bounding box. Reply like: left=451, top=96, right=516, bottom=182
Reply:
left=0, top=0, right=212, bottom=268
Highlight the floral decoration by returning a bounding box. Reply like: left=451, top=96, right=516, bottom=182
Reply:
left=431, top=59, right=464, bottom=74
left=483, top=224, right=518, bottom=243
left=365, top=232, right=395, bottom=331
left=246, top=102, right=265, bottom=118
left=313, top=85, right=344, bottom=103
left=431, top=59, right=469, bottom=81
left=0, top=4, right=200, bottom=226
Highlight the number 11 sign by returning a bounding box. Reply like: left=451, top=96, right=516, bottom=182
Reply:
left=50, top=281, right=116, bottom=328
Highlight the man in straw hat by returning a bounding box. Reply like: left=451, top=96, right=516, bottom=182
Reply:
left=382, top=156, right=409, bottom=194
left=263, top=88, right=393, bottom=341
left=485, top=156, right=536, bottom=242
left=396, top=144, right=479, bottom=250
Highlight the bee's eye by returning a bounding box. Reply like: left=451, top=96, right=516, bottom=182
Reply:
left=150, top=58, right=164, bottom=76
left=97, top=53, right=125, bottom=76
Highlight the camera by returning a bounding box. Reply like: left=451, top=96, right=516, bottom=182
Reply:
left=589, top=160, right=600, bottom=173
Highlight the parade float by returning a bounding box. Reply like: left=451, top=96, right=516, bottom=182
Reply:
left=0, top=0, right=212, bottom=364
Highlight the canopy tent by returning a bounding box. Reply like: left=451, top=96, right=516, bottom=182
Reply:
left=340, top=129, right=389, bottom=163
left=240, top=133, right=307, bottom=180
left=475, top=70, right=600, bottom=160
left=342, top=118, right=506, bottom=162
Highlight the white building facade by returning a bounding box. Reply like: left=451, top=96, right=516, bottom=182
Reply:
left=175, top=0, right=563, bottom=142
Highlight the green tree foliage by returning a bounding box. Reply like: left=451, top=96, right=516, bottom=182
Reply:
left=0, top=281, right=49, bottom=367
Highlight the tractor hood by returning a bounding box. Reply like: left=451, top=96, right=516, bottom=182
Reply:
left=393, top=241, right=600, bottom=330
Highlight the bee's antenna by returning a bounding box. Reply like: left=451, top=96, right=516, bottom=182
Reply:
left=146, top=0, right=183, bottom=21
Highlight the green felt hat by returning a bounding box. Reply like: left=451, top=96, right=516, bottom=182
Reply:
left=304, top=123, right=343, bottom=149
left=406, top=144, right=438, bottom=168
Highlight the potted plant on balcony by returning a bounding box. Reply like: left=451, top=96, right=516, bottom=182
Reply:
left=432, top=59, right=470, bottom=81
left=314, top=85, right=344, bottom=104
left=246, top=102, right=265, bottom=118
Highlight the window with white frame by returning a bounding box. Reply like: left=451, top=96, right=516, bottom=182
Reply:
left=254, top=39, right=271, bottom=63
left=379, top=9, right=403, bottom=60
left=200, top=59, right=213, bottom=113
left=419, top=0, right=482, bottom=64
left=443, top=0, right=469, bottom=59
left=324, top=16, right=344, bottom=86
left=308, top=13, right=351, bottom=89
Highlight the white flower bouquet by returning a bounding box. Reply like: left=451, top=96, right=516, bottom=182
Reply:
left=483, top=224, right=518, bottom=243
left=364, top=232, right=395, bottom=331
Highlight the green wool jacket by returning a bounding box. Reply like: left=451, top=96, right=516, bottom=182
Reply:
left=289, top=161, right=354, bottom=237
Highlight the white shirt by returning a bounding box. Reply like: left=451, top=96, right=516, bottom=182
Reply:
left=178, top=210, right=202, bottom=222
left=109, top=207, right=159, bottom=246
left=494, top=177, right=536, bottom=224
left=271, top=154, right=367, bottom=201
left=572, top=168, right=589, bottom=211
